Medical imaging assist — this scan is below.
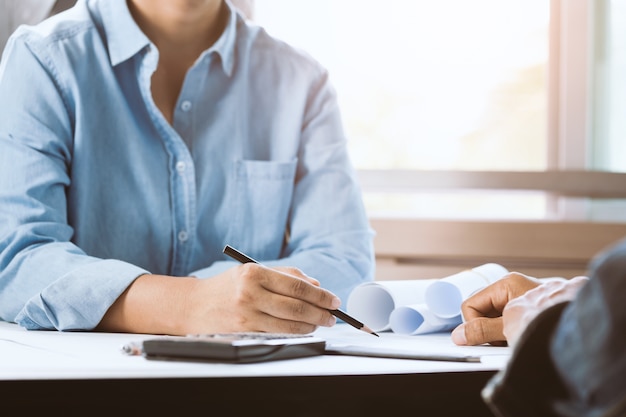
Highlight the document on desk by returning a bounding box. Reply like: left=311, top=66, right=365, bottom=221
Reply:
left=325, top=343, right=480, bottom=362
left=0, top=321, right=509, bottom=381
left=316, top=324, right=510, bottom=364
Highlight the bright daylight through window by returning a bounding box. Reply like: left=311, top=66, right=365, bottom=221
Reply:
left=254, top=0, right=625, bottom=221
left=255, top=0, right=550, bottom=219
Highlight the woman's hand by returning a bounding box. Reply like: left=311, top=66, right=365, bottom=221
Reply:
left=181, top=263, right=341, bottom=335
left=98, top=264, right=341, bottom=336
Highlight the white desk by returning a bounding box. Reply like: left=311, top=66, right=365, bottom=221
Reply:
left=0, top=321, right=510, bottom=416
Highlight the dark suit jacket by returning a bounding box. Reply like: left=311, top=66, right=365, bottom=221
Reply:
left=483, top=239, right=626, bottom=417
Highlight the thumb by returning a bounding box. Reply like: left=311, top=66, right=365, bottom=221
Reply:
left=451, top=317, right=506, bottom=346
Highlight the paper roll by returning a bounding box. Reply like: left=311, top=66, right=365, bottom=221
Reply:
left=347, top=263, right=509, bottom=333
left=424, top=263, right=509, bottom=318
left=389, top=303, right=461, bottom=335
left=346, top=279, right=437, bottom=332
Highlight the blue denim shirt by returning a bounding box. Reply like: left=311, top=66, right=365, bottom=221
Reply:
left=0, top=0, right=375, bottom=331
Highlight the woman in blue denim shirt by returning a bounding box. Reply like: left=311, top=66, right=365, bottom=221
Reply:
left=0, top=0, right=374, bottom=334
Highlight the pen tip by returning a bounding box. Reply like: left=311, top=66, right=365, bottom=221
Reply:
left=361, top=325, right=379, bottom=337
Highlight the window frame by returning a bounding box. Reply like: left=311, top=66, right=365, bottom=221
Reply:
left=355, top=0, right=626, bottom=222
left=249, top=0, right=625, bottom=222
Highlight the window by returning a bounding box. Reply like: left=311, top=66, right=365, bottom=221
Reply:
left=254, top=0, right=626, bottom=222
left=589, top=0, right=626, bottom=221
left=260, top=0, right=549, bottom=170
left=592, top=0, right=626, bottom=173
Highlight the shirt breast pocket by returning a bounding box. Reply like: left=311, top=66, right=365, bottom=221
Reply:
left=228, top=158, right=298, bottom=257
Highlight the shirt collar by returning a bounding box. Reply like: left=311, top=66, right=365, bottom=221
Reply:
left=98, top=0, right=238, bottom=75
left=99, top=0, right=150, bottom=67
left=200, top=0, right=237, bottom=76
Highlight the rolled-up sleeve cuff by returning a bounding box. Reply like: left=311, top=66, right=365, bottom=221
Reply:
left=15, top=259, right=149, bottom=331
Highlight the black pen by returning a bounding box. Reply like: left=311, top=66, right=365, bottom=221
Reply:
left=223, top=245, right=379, bottom=337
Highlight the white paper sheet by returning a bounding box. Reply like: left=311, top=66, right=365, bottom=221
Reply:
left=0, top=321, right=510, bottom=380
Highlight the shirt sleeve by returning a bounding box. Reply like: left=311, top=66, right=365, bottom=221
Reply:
left=0, top=30, right=147, bottom=331
left=481, top=302, right=570, bottom=417
left=549, top=238, right=626, bottom=416
left=482, top=238, right=626, bottom=417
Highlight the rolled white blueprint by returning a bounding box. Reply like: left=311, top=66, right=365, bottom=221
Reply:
left=346, top=279, right=437, bottom=332
left=389, top=303, right=461, bottom=335
left=424, top=263, right=509, bottom=319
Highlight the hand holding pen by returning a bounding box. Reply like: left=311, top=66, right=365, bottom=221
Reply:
left=121, top=245, right=377, bottom=355
left=217, top=253, right=341, bottom=334
left=223, top=245, right=378, bottom=337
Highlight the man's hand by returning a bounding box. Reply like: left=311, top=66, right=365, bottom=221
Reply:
left=502, top=275, right=589, bottom=347
left=451, top=272, right=589, bottom=346
left=451, top=272, right=542, bottom=346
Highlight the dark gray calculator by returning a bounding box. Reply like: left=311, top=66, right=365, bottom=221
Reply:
left=142, top=332, right=326, bottom=363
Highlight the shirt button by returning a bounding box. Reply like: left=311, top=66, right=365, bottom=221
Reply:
left=178, top=231, right=189, bottom=242
left=176, top=161, right=186, bottom=173
left=181, top=100, right=192, bottom=112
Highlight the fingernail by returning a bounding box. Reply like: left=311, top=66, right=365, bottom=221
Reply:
left=327, top=315, right=337, bottom=326
left=451, top=325, right=467, bottom=346
left=331, top=296, right=341, bottom=309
